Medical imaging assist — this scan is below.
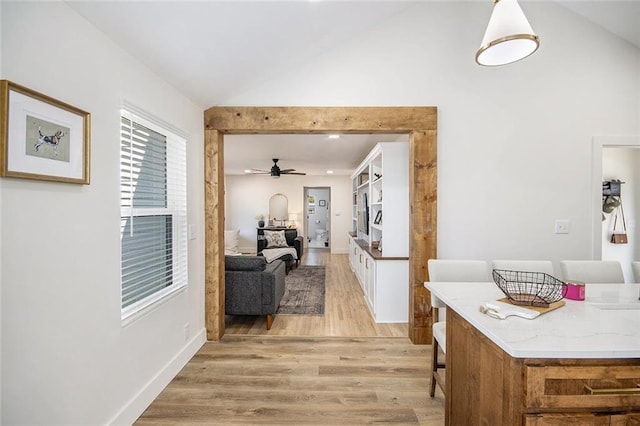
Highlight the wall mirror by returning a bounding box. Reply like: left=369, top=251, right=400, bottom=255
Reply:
left=269, top=193, right=288, bottom=225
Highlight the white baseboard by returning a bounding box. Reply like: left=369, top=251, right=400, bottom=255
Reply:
left=108, top=328, right=207, bottom=425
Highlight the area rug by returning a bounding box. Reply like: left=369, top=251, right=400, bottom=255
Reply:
left=277, top=265, right=326, bottom=315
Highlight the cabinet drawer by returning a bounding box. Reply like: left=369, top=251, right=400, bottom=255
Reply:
left=526, top=412, right=640, bottom=425
left=526, top=365, right=640, bottom=410
left=525, top=413, right=611, bottom=425
left=610, top=412, right=640, bottom=425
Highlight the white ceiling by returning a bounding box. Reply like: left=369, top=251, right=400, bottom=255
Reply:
left=225, top=133, right=408, bottom=176
left=65, top=0, right=640, bottom=176
left=557, top=1, right=640, bottom=49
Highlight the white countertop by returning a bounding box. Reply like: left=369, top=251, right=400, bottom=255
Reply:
left=425, top=281, right=640, bottom=359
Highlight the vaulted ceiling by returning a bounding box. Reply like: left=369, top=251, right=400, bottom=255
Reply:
left=67, top=1, right=640, bottom=108
left=66, top=1, right=640, bottom=175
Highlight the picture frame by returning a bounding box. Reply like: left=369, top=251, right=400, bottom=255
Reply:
left=374, top=210, right=382, bottom=225
left=319, top=199, right=326, bottom=207
left=0, top=80, right=91, bottom=184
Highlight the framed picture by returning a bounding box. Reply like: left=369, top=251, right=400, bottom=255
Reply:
left=374, top=210, right=382, bottom=225
left=0, top=80, right=91, bottom=184
left=319, top=199, right=326, bottom=207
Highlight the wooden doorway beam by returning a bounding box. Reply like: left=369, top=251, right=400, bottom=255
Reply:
left=204, top=106, right=437, bottom=344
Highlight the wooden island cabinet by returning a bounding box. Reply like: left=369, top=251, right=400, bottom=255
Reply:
left=427, top=282, right=640, bottom=425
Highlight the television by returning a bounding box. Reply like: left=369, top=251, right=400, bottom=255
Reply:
left=358, top=192, right=369, bottom=235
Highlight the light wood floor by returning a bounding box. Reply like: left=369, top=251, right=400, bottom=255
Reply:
left=136, top=336, right=445, bottom=425
left=225, top=249, right=408, bottom=337
left=136, top=249, right=445, bottom=425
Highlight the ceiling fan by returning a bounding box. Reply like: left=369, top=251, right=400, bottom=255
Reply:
left=251, top=158, right=306, bottom=178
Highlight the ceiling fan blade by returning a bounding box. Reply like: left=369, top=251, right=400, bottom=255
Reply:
left=250, top=159, right=306, bottom=176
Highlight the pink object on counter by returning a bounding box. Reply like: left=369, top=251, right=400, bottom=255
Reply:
left=565, top=281, right=585, bottom=300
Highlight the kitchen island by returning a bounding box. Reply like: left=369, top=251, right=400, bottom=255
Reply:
left=426, top=281, right=640, bottom=425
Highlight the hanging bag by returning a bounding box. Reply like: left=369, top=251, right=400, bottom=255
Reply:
left=610, top=201, right=628, bottom=244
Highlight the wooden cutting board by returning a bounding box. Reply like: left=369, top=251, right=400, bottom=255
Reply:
left=497, top=297, right=566, bottom=315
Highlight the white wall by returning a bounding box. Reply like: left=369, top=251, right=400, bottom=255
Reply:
left=636, top=152, right=640, bottom=264
left=225, top=174, right=352, bottom=254
left=1, top=3, right=205, bottom=425
left=602, top=148, right=639, bottom=282
left=0, top=2, right=3, bottom=421
left=220, top=2, right=640, bottom=274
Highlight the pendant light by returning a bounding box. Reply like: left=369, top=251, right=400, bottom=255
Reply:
left=476, top=0, right=540, bottom=66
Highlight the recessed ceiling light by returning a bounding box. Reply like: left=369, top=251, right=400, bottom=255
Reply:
left=328, top=134, right=340, bottom=140
left=244, top=169, right=252, bottom=174
left=326, top=170, right=334, bottom=174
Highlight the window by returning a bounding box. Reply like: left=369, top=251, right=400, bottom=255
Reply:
left=120, top=110, right=187, bottom=319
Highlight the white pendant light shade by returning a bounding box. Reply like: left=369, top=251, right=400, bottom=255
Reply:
left=476, top=0, right=540, bottom=66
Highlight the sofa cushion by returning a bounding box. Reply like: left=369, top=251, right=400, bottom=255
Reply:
left=224, top=229, right=241, bottom=255
left=225, top=255, right=266, bottom=271
left=264, top=230, right=288, bottom=248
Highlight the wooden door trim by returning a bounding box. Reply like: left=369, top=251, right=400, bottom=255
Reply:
left=204, top=106, right=437, bottom=344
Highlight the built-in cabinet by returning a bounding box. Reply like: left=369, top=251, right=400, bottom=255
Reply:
left=348, top=142, right=409, bottom=323
left=349, top=236, right=408, bottom=322
left=526, top=413, right=640, bottom=425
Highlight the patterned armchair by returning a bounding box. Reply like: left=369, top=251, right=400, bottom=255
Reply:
left=258, top=228, right=304, bottom=273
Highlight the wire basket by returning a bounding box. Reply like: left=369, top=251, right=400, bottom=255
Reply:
left=492, top=269, right=568, bottom=307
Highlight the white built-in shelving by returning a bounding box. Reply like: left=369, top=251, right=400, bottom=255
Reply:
left=351, top=142, right=409, bottom=257
left=348, top=142, right=409, bottom=323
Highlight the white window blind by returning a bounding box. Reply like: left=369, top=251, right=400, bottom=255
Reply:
left=120, top=110, right=187, bottom=319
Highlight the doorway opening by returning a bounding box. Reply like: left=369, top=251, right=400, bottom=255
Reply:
left=593, top=136, right=640, bottom=282
left=304, top=187, right=331, bottom=249
left=204, top=106, right=437, bottom=343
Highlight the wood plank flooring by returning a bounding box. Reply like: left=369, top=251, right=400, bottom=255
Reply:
left=136, top=336, right=445, bottom=425
left=224, top=249, right=408, bottom=337
left=136, top=249, right=445, bottom=425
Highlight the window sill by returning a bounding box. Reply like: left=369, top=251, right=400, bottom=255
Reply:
left=121, top=284, right=187, bottom=327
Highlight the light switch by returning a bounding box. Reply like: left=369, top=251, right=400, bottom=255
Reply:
left=554, top=220, right=570, bottom=234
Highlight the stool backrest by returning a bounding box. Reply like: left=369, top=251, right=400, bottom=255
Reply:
left=632, top=261, right=640, bottom=284
left=428, top=260, right=489, bottom=310
left=560, top=260, right=624, bottom=284
left=492, top=260, right=554, bottom=276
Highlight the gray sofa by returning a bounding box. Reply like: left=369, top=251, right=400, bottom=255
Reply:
left=224, top=255, right=286, bottom=330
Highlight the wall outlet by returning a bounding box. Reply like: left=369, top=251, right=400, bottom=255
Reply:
left=554, top=220, right=570, bottom=234
left=184, top=323, right=190, bottom=342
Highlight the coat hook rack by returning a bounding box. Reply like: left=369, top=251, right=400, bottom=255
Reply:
left=602, top=180, right=625, bottom=215
left=602, top=179, right=625, bottom=197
